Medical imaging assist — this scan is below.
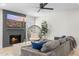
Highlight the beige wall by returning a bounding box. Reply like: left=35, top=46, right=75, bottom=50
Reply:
left=0, top=9, right=3, bottom=48
left=35, top=10, right=79, bottom=48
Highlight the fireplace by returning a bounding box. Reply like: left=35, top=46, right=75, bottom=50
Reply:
left=3, top=10, right=26, bottom=47
left=10, top=35, right=21, bottom=44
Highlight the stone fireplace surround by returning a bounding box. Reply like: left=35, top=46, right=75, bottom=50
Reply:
left=3, top=30, right=25, bottom=47
left=3, top=10, right=26, bottom=47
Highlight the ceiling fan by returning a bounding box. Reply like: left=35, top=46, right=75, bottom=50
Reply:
left=38, top=3, right=54, bottom=12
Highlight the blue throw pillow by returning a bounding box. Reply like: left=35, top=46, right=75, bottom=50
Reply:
left=32, top=41, right=46, bottom=50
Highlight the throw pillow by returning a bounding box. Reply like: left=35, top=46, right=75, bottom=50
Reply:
left=41, top=40, right=60, bottom=52
left=58, top=38, right=66, bottom=44
left=32, top=40, right=47, bottom=50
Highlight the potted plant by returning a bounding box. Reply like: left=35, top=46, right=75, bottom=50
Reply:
left=40, top=21, right=48, bottom=39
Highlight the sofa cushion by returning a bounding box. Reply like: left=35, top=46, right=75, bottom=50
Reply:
left=41, top=40, right=60, bottom=52
left=58, top=38, right=66, bottom=44
left=54, top=35, right=66, bottom=40
left=54, top=37, right=66, bottom=44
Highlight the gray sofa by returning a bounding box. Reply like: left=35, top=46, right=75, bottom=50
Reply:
left=21, top=40, right=71, bottom=56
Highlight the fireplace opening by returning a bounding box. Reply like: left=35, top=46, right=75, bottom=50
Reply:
left=10, top=35, right=21, bottom=44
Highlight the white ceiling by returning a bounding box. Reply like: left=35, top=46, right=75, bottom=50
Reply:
left=0, top=3, right=79, bottom=17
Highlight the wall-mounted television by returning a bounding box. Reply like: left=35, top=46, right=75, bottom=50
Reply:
left=7, top=14, right=25, bottom=21
left=6, top=14, right=26, bottom=28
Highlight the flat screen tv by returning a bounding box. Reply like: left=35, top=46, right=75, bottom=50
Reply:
left=6, top=14, right=26, bottom=28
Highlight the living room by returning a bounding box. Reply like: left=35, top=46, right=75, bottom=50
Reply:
left=0, top=3, right=79, bottom=56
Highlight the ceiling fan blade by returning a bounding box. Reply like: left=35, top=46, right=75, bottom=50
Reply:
left=43, top=3, right=48, bottom=7
left=42, top=8, right=54, bottom=10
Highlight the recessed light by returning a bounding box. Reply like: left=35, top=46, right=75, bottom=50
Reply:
left=0, top=3, right=6, bottom=6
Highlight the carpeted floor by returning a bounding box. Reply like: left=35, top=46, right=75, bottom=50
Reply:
left=0, top=42, right=31, bottom=56
left=0, top=45, right=22, bottom=56
left=68, top=49, right=79, bottom=56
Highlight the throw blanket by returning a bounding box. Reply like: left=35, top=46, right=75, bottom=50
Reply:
left=66, top=36, right=77, bottom=50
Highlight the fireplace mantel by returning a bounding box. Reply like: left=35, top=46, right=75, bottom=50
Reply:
left=7, top=28, right=25, bottom=30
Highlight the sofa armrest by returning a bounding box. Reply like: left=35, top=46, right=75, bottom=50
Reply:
left=52, top=41, right=71, bottom=56
left=21, top=46, right=48, bottom=56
